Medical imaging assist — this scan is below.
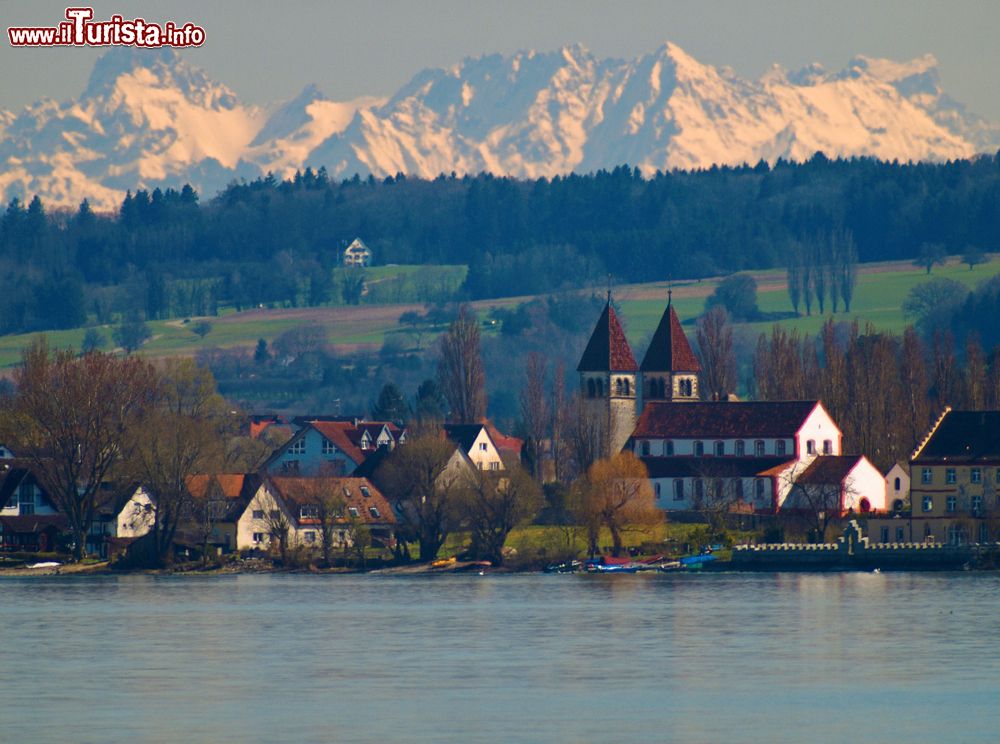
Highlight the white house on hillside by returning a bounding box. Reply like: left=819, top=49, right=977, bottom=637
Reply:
left=343, top=238, right=372, bottom=267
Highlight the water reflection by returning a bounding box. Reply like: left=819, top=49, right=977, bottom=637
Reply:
left=2, top=572, right=1000, bottom=742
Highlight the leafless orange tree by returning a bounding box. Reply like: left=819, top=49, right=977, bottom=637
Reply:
left=575, top=452, right=662, bottom=557
left=437, top=304, right=486, bottom=423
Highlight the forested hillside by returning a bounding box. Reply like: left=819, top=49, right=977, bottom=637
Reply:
left=1, top=154, right=998, bottom=336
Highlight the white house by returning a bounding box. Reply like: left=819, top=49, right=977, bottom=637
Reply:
left=343, top=238, right=372, bottom=267
left=87, top=485, right=156, bottom=557
left=442, top=423, right=506, bottom=474
left=236, top=476, right=396, bottom=551
left=782, top=455, right=888, bottom=515
left=884, top=463, right=910, bottom=512
left=630, top=400, right=842, bottom=512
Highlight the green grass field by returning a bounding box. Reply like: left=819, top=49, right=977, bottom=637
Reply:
left=0, top=256, right=995, bottom=370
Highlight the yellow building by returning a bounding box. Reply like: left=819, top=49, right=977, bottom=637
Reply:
left=906, top=408, right=1000, bottom=545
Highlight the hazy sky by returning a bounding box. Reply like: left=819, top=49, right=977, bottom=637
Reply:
left=3, top=0, right=999, bottom=119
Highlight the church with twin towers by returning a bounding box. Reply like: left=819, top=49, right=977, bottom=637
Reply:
left=577, top=289, right=701, bottom=456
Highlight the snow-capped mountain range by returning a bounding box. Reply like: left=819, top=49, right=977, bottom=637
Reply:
left=2, top=43, right=997, bottom=210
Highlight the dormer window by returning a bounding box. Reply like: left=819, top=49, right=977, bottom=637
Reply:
left=360, top=486, right=371, bottom=498
left=348, top=507, right=360, bottom=518
left=343, top=487, right=352, bottom=498
left=322, top=439, right=335, bottom=455
left=300, top=505, right=318, bottom=519
left=369, top=506, right=381, bottom=519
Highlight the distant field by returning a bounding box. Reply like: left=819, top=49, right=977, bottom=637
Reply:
left=0, top=256, right=996, bottom=370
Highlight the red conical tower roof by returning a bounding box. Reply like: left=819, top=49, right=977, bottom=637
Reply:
left=577, top=299, right=638, bottom=372
left=640, top=296, right=701, bottom=373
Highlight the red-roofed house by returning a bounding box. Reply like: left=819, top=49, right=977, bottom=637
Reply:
left=264, top=421, right=367, bottom=476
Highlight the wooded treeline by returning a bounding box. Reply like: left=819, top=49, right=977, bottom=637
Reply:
left=2, top=153, right=999, bottom=335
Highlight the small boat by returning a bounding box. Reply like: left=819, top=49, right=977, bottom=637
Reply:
left=26, top=561, right=61, bottom=569
left=543, top=560, right=581, bottom=574
left=656, top=561, right=683, bottom=572
left=429, top=556, right=456, bottom=569
left=584, top=557, right=641, bottom=573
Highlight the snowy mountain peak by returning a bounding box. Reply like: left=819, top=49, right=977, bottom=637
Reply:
left=1, top=43, right=997, bottom=211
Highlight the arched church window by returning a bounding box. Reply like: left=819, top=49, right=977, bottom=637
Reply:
left=597, top=379, right=604, bottom=397
left=615, top=378, right=623, bottom=396
left=587, top=379, right=595, bottom=398
left=624, top=379, right=630, bottom=396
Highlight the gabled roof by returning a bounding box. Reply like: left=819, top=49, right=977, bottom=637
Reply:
left=301, top=422, right=365, bottom=465
left=484, top=422, right=523, bottom=456
left=443, top=423, right=491, bottom=454
left=640, top=300, right=701, bottom=373
left=795, top=455, right=866, bottom=485
left=185, top=473, right=262, bottom=522
left=633, top=401, right=823, bottom=439
left=0, top=462, right=58, bottom=512
left=912, top=410, right=1000, bottom=463
left=266, top=476, right=396, bottom=526
left=577, top=300, right=637, bottom=372
left=345, top=237, right=370, bottom=253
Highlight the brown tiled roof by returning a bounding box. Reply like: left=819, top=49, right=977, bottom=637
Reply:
left=913, top=411, right=1000, bottom=463
left=306, top=422, right=366, bottom=464
left=640, top=301, right=701, bottom=373
left=795, top=456, right=864, bottom=485
left=484, top=422, right=523, bottom=455
left=633, top=401, right=821, bottom=439
left=577, top=301, right=637, bottom=372
left=266, top=476, right=396, bottom=526
left=185, top=473, right=262, bottom=522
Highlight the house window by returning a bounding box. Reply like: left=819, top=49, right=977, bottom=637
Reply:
left=270, top=510, right=281, bottom=519
left=946, top=496, right=957, bottom=513
left=641, top=441, right=650, bottom=456
left=665, top=440, right=674, bottom=456
left=673, top=480, right=684, bottom=501
left=755, top=479, right=766, bottom=501
left=714, top=441, right=725, bottom=457
left=694, top=480, right=704, bottom=500
left=587, top=379, right=596, bottom=398
left=654, top=483, right=661, bottom=499
left=735, top=480, right=744, bottom=500
left=979, top=522, right=990, bottom=544
left=922, top=496, right=933, bottom=512
left=806, top=440, right=816, bottom=455
left=624, top=379, right=630, bottom=396
left=322, top=439, right=336, bottom=455
left=924, top=523, right=933, bottom=539
left=755, top=440, right=765, bottom=457
left=694, top=441, right=704, bottom=457
left=348, top=507, right=360, bottom=518
left=289, top=438, right=306, bottom=455
left=971, top=468, right=982, bottom=484
left=714, top=479, right=724, bottom=500
left=489, top=462, right=500, bottom=471
left=893, top=499, right=904, bottom=512
left=921, top=468, right=932, bottom=485
left=252, top=532, right=265, bottom=543
left=880, top=527, right=889, bottom=543
left=303, top=531, right=316, bottom=544
left=894, top=477, right=901, bottom=491
left=972, top=495, right=983, bottom=515
left=896, top=527, right=905, bottom=542
left=735, top=440, right=745, bottom=456
left=360, top=486, right=371, bottom=498
left=823, top=439, right=833, bottom=455
left=948, top=524, right=967, bottom=546
left=479, top=443, right=488, bottom=451
left=300, top=505, right=318, bottom=519
left=369, top=507, right=381, bottom=519
left=18, top=483, right=34, bottom=515
left=946, top=469, right=956, bottom=484
left=252, top=510, right=264, bottom=520
left=343, top=487, right=352, bottom=498
left=775, top=440, right=786, bottom=456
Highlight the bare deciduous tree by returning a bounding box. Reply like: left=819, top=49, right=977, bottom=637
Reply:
left=519, top=352, right=549, bottom=479
left=458, top=459, right=542, bottom=564
left=0, top=338, right=158, bottom=560
left=696, top=306, right=736, bottom=401
left=437, top=304, right=487, bottom=423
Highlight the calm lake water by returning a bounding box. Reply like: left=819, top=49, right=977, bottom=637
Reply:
left=1, top=571, right=998, bottom=743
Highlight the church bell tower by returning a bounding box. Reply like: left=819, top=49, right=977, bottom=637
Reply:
left=577, top=292, right=638, bottom=457
left=639, top=290, right=701, bottom=405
